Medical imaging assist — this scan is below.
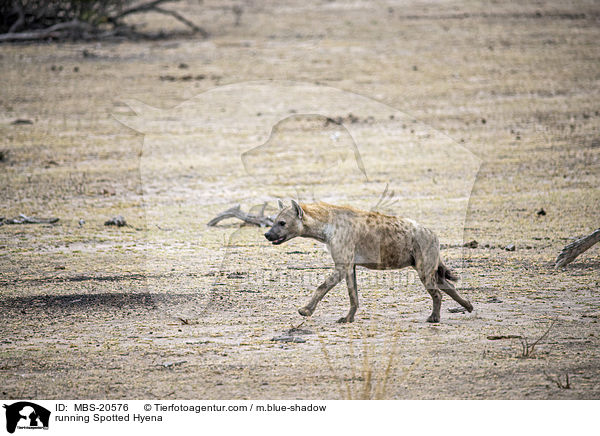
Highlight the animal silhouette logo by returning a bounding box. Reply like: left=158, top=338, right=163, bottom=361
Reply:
left=113, top=81, right=480, bottom=318
left=3, top=402, right=50, bottom=433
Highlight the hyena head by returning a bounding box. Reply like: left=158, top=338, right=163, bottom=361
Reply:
left=264, top=200, right=304, bottom=245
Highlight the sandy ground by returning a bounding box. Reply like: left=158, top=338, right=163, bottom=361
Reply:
left=1, top=0, right=599, bottom=399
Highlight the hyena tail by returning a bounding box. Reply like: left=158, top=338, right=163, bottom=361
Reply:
left=437, top=261, right=460, bottom=283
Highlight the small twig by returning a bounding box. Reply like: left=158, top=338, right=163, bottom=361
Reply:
left=518, top=319, right=556, bottom=358
left=315, top=331, right=346, bottom=400
left=111, top=0, right=177, bottom=21
left=8, top=1, right=25, bottom=34
left=528, top=320, right=555, bottom=354
left=232, top=5, right=243, bottom=26
left=544, top=371, right=571, bottom=389
left=289, top=320, right=306, bottom=330
left=374, top=326, right=405, bottom=399
left=360, top=333, right=373, bottom=400
left=487, top=334, right=522, bottom=340
left=520, top=337, right=528, bottom=357
left=154, top=6, right=209, bottom=37
left=259, top=202, right=267, bottom=216
left=109, top=0, right=207, bottom=37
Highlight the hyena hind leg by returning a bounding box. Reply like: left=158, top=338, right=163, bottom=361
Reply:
left=420, top=274, right=442, bottom=323
left=437, top=276, right=473, bottom=312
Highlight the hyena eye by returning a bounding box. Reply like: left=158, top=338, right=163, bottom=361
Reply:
left=278, top=221, right=286, bottom=227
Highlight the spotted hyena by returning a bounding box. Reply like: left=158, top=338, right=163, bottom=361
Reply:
left=264, top=200, right=473, bottom=323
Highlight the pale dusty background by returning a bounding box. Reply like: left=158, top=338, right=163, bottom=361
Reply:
left=1, top=0, right=599, bottom=399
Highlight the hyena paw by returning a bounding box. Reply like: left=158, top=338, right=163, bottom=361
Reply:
left=337, top=315, right=354, bottom=324
left=426, top=314, right=440, bottom=323
left=298, top=307, right=313, bottom=317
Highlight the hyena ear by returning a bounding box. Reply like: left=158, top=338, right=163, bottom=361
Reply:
left=277, top=199, right=285, bottom=210
left=291, top=199, right=304, bottom=220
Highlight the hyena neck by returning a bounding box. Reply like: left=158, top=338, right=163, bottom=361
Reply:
left=300, top=217, right=331, bottom=244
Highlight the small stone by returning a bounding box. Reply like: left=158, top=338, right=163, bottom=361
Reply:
left=101, top=187, right=116, bottom=196
left=104, top=215, right=126, bottom=227
left=505, top=244, right=516, bottom=251
left=464, top=240, right=478, bottom=248
left=10, top=119, right=33, bottom=125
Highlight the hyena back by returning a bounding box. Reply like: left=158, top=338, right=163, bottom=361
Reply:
left=265, top=200, right=473, bottom=323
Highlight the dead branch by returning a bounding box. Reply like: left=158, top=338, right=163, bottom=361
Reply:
left=207, top=203, right=275, bottom=228
left=2, top=214, right=59, bottom=224
left=0, top=19, right=93, bottom=42
left=555, top=228, right=600, bottom=268
left=0, top=0, right=208, bottom=42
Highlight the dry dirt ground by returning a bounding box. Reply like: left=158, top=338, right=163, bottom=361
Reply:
left=1, top=0, right=599, bottom=399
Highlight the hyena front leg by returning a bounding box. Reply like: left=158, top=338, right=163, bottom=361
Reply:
left=299, top=267, right=345, bottom=317
left=338, top=265, right=358, bottom=323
